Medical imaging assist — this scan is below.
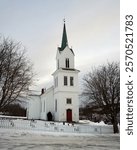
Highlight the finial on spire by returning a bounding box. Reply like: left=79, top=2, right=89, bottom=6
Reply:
left=63, top=18, right=65, bottom=23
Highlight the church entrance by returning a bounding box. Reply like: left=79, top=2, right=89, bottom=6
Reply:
left=66, top=109, right=72, bottom=122
left=47, top=112, right=53, bottom=121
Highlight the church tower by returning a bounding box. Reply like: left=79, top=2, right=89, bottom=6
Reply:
left=52, top=21, right=79, bottom=122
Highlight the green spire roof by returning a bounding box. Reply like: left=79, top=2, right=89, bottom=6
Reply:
left=58, top=20, right=74, bottom=55
left=60, top=22, right=68, bottom=50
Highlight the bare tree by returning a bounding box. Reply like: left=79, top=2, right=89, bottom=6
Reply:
left=82, top=62, right=120, bottom=133
left=0, top=37, right=33, bottom=112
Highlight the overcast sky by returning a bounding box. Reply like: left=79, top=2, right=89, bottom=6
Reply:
left=0, top=0, right=119, bottom=92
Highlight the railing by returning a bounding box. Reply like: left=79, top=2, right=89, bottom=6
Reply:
left=0, top=118, right=113, bottom=134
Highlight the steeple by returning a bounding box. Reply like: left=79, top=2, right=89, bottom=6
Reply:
left=60, top=19, right=68, bottom=50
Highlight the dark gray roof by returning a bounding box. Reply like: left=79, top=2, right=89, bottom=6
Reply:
left=61, top=68, right=80, bottom=72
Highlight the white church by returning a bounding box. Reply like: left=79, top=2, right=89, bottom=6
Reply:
left=27, top=21, right=80, bottom=122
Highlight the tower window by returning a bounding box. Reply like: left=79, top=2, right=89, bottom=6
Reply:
left=66, top=98, right=72, bottom=104
left=64, top=76, right=67, bottom=86
left=70, top=77, right=74, bottom=86
left=65, top=58, right=69, bottom=68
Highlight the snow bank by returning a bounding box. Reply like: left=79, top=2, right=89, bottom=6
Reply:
left=79, top=120, right=108, bottom=126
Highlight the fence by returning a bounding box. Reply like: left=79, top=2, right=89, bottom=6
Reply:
left=0, top=117, right=113, bottom=134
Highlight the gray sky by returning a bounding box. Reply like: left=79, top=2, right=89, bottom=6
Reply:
left=0, top=0, right=119, bottom=92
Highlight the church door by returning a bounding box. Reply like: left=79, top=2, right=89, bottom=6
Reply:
left=66, top=109, right=72, bottom=122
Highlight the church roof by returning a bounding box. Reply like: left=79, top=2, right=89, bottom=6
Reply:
left=61, top=22, right=68, bottom=50
left=62, top=68, right=80, bottom=72
left=58, top=20, right=74, bottom=55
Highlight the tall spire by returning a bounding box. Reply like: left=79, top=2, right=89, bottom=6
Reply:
left=61, top=19, right=68, bottom=50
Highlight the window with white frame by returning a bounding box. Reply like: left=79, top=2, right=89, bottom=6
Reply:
left=64, top=76, right=67, bottom=86
left=66, top=98, right=72, bottom=104
left=55, top=99, right=57, bottom=112
left=70, top=76, right=74, bottom=86
left=65, top=58, right=69, bottom=68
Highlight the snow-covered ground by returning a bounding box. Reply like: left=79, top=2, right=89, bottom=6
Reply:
left=0, top=117, right=114, bottom=134
left=0, top=116, right=119, bottom=149
left=0, top=128, right=120, bottom=150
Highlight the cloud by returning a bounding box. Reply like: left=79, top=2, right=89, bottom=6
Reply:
left=0, top=0, right=119, bottom=90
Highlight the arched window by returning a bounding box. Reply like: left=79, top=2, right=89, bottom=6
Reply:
left=65, top=58, right=69, bottom=68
